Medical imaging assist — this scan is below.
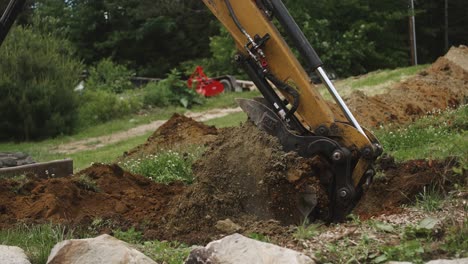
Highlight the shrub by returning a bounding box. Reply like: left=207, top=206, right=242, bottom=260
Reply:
left=0, top=26, right=82, bottom=141
left=143, top=69, right=204, bottom=108
left=77, top=89, right=141, bottom=127
left=86, top=58, right=134, bottom=93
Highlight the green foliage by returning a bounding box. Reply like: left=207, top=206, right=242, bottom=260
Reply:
left=139, top=240, right=191, bottom=264
left=378, top=240, right=425, bottom=264
left=320, top=233, right=379, bottom=264
left=0, top=224, right=74, bottom=264
left=77, top=89, right=141, bottom=127
left=86, top=58, right=134, bottom=93
left=248, top=233, right=271, bottom=243
left=143, top=69, right=205, bottom=108
left=113, top=227, right=143, bottom=244
left=375, top=105, right=468, bottom=161
left=285, top=0, right=409, bottom=76
left=442, top=220, right=468, bottom=258
left=120, top=150, right=198, bottom=184
left=294, top=220, right=320, bottom=240
left=0, top=26, right=82, bottom=141
left=415, top=186, right=444, bottom=212
left=73, top=175, right=100, bottom=192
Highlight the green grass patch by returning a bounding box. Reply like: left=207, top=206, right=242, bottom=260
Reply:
left=119, top=148, right=202, bottom=184
left=0, top=224, right=75, bottom=264
left=346, top=65, right=428, bottom=89
left=375, top=105, right=468, bottom=161
left=138, top=240, right=191, bottom=264
left=204, top=111, right=247, bottom=128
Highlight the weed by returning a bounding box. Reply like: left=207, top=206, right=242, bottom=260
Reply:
left=248, top=232, right=271, bottom=243
left=3, top=174, right=30, bottom=194
left=113, top=227, right=143, bottom=244
left=120, top=149, right=201, bottom=184
left=74, top=175, right=100, bottom=192
left=0, top=223, right=74, bottom=264
left=441, top=219, right=468, bottom=258
left=415, top=186, right=444, bottom=212
left=138, top=240, right=191, bottom=264
left=294, top=220, right=320, bottom=240
left=377, top=240, right=425, bottom=264
left=319, top=233, right=379, bottom=264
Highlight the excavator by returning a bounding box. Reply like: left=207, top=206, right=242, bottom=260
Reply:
left=201, top=0, right=382, bottom=222
left=1, top=0, right=382, bottom=222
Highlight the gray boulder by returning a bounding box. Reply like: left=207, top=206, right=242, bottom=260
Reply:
left=46, top=234, right=156, bottom=264
left=0, top=245, right=31, bottom=264
left=185, top=233, right=315, bottom=264
left=426, top=259, right=468, bottom=264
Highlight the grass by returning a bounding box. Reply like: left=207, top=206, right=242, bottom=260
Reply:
left=119, top=148, right=201, bottom=184
left=345, top=65, right=428, bottom=90
left=294, top=221, right=321, bottom=240
left=113, top=227, right=190, bottom=264
left=0, top=224, right=74, bottom=264
left=415, top=186, right=444, bottom=212
left=204, top=111, right=247, bottom=127
left=374, top=105, right=468, bottom=161
left=320, top=64, right=429, bottom=100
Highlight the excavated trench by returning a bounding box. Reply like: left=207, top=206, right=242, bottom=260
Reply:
left=0, top=46, right=467, bottom=244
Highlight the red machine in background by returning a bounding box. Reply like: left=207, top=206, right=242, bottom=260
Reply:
left=187, top=66, right=224, bottom=97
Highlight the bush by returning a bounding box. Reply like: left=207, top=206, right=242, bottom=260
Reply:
left=77, top=89, right=141, bottom=127
left=0, top=26, right=82, bottom=141
left=143, top=69, right=204, bottom=108
left=86, top=58, right=134, bottom=93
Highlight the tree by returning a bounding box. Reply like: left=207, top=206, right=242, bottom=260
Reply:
left=0, top=26, right=82, bottom=141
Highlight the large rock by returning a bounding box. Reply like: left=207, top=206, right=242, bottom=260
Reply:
left=388, top=259, right=468, bottom=264
left=0, top=152, right=35, bottom=168
left=426, top=259, right=468, bottom=264
left=0, top=245, right=31, bottom=264
left=185, top=233, right=315, bottom=264
left=46, top=234, right=156, bottom=264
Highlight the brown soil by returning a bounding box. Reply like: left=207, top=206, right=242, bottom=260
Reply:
left=0, top=47, right=467, bottom=245
left=346, top=46, right=468, bottom=128
left=0, top=164, right=184, bottom=229
left=355, top=157, right=460, bottom=219
left=120, top=113, right=218, bottom=160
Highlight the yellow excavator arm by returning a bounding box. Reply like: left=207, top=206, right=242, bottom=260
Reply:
left=203, top=0, right=382, bottom=221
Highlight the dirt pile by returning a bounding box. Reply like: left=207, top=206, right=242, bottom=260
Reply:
left=355, top=157, right=461, bottom=219
left=121, top=113, right=218, bottom=160
left=0, top=164, right=183, bottom=229
left=347, top=46, right=468, bottom=128
left=157, top=122, right=328, bottom=242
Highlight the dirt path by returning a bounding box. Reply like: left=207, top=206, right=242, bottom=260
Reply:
left=52, top=107, right=242, bottom=154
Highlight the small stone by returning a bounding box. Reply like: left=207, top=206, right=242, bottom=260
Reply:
left=215, top=219, right=242, bottom=234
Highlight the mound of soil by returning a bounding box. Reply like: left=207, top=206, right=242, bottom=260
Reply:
left=156, top=122, right=328, bottom=243
left=121, top=113, right=218, bottom=160
left=347, top=46, right=468, bottom=128
left=355, top=157, right=461, bottom=219
left=0, top=164, right=184, bottom=229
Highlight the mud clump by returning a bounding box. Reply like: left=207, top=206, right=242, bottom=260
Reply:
left=347, top=46, right=468, bottom=128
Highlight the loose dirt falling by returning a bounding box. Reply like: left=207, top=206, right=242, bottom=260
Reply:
left=0, top=46, right=467, bottom=245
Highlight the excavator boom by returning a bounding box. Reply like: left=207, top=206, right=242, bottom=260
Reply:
left=202, top=0, right=382, bottom=221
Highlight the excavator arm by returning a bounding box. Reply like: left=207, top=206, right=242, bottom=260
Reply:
left=202, top=0, right=382, bottom=221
